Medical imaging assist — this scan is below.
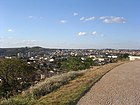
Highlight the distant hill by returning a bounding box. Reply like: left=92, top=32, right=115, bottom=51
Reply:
left=0, top=47, right=50, bottom=57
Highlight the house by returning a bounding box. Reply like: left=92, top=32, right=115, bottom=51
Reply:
left=98, top=58, right=105, bottom=62
left=108, top=55, right=118, bottom=58
left=129, top=56, right=140, bottom=61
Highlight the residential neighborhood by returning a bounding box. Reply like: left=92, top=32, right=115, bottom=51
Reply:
left=0, top=47, right=140, bottom=82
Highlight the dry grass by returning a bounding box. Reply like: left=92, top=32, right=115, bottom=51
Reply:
left=0, top=62, right=124, bottom=105
left=0, top=71, right=85, bottom=105
left=36, top=62, right=124, bottom=105
left=27, top=70, right=86, bottom=99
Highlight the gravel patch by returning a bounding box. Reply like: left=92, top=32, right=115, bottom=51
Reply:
left=77, top=61, right=140, bottom=105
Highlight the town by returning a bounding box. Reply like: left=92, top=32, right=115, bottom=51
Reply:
left=0, top=47, right=140, bottom=80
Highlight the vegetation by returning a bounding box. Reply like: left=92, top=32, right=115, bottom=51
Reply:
left=60, top=56, right=95, bottom=71
left=35, top=62, right=123, bottom=105
left=0, top=62, right=123, bottom=105
left=109, top=54, right=129, bottom=63
left=0, top=58, right=37, bottom=99
left=0, top=95, right=36, bottom=105
left=0, top=70, right=85, bottom=105
left=0, top=56, right=105, bottom=100
left=117, top=53, right=129, bottom=61
left=26, top=71, right=85, bottom=99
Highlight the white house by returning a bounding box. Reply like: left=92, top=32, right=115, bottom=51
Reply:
left=98, top=58, right=105, bottom=62
left=129, top=56, right=140, bottom=61
left=108, top=55, right=118, bottom=58
left=49, top=58, right=54, bottom=62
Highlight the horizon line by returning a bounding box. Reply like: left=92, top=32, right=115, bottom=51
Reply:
left=0, top=46, right=140, bottom=50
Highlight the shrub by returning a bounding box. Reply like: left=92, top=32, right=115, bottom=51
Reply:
left=0, top=95, right=36, bottom=105
left=29, top=71, right=85, bottom=99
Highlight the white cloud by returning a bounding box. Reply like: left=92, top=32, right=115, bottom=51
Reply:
left=80, top=16, right=95, bottom=22
left=60, top=20, right=67, bottom=24
left=78, top=31, right=104, bottom=37
left=78, top=32, right=87, bottom=36
left=27, top=16, right=44, bottom=20
left=91, top=31, right=105, bottom=37
left=73, top=12, right=78, bottom=16
left=8, top=29, right=14, bottom=32
left=85, top=16, right=95, bottom=22
left=91, top=31, right=97, bottom=35
left=80, top=17, right=85, bottom=21
left=100, top=16, right=126, bottom=23
left=99, top=16, right=107, bottom=20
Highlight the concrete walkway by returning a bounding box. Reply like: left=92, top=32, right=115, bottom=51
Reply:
left=77, top=61, right=140, bottom=105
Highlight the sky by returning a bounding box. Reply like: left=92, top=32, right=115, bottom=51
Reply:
left=0, top=0, right=140, bottom=49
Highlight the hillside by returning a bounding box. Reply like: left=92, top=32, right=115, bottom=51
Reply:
left=0, top=62, right=124, bottom=105
left=0, top=47, right=46, bottom=56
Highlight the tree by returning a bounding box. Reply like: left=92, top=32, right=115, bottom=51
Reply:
left=0, top=58, right=37, bottom=99
left=60, top=57, right=93, bottom=71
left=118, top=53, right=129, bottom=61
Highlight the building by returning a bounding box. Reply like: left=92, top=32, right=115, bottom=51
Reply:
left=129, top=56, right=140, bottom=61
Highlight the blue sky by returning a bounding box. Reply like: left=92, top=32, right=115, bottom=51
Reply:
left=0, top=0, right=140, bottom=49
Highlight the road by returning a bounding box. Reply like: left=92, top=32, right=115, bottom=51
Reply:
left=77, top=61, right=140, bottom=105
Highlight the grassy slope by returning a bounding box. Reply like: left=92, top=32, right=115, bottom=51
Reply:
left=0, top=62, right=124, bottom=105
left=36, top=62, right=124, bottom=105
left=0, top=71, right=85, bottom=105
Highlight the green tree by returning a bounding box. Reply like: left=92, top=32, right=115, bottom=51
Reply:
left=61, top=57, right=93, bottom=71
left=0, top=58, right=37, bottom=99
left=118, top=53, right=129, bottom=61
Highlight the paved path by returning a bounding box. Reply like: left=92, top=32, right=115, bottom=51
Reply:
left=77, top=61, right=140, bottom=105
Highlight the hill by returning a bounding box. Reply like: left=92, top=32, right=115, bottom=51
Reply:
left=0, top=62, right=124, bottom=105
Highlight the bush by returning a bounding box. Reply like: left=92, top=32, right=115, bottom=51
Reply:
left=29, top=71, right=85, bottom=99
left=0, top=58, right=37, bottom=99
left=0, top=95, right=36, bottom=105
left=0, top=70, right=85, bottom=105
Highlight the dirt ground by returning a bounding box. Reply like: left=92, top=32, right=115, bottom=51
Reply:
left=77, top=60, right=140, bottom=105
